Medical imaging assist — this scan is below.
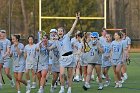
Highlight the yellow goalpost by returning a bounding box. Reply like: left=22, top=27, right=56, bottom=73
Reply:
left=39, top=0, right=107, bottom=31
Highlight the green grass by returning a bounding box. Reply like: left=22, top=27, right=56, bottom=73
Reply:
left=1, top=53, right=140, bottom=93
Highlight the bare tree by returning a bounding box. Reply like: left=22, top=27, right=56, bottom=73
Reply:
left=20, top=0, right=28, bottom=36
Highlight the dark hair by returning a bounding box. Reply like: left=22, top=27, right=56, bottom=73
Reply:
left=115, top=31, right=122, bottom=38
left=43, top=34, right=49, bottom=39
left=28, top=35, right=34, bottom=41
left=121, top=28, right=126, bottom=34
left=77, top=32, right=83, bottom=38
left=13, top=35, right=20, bottom=41
left=58, top=27, right=66, bottom=33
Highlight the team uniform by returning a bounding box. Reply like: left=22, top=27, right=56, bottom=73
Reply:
left=50, top=46, right=60, bottom=72
left=102, top=41, right=112, bottom=68
left=71, top=39, right=84, bottom=66
left=84, top=40, right=101, bottom=65
left=11, top=43, right=25, bottom=72
left=0, top=39, right=11, bottom=68
left=36, top=43, right=50, bottom=72
left=24, top=44, right=37, bottom=70
left=52, top=33, right=75, bottom=68
left=111, top=40, right=125, bottom=65
left=121, top=36, right=131, bottom=63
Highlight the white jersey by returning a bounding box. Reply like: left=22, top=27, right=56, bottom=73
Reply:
left=111, top=40, right=125, bottom=60
left=0, top=39, right=11, bottom=59
left=11, top=43, right=25, bottom=66
left=24, top=44, right=37, bottom=64
left=99, top=36, right=106, bottom=46
left=71, top=39, right=84, bottom=55
left=122, top=36, right=131, bottom=49
left=53, top=34, right=73, bottom=56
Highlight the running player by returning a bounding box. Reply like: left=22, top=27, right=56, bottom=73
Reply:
left=120, top=29, right=131, bottom=83
left=72, top=32, right=84, bottom=82
left=102, top=34, right=112, bottom=87
left=83, top=32, right=103, bottom=90
left=10, top=35, right=27, bottom=93
left=36, top=35, right=51, bottom=93
left=48, top=13, right=80, bottom=93
left=0, top=30, right=15, bottom=89
left=110, top=32, right=124, bottom=88
left=24, top=35, right=37, bottom=93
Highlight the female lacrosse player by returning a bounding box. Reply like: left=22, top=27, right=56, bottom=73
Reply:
left=24, top=35, right=37, bottom=93
left=36, top=35, right=51, bottom=93
left=50, top=34, right=60, bottom=93
left=120, top=29, right=131, bottom=83
left=111, top=32, right=124, bottom=88
left=0, top=30, right=15, bottom=89
left=11, top=35, right=27, bottom=93
left=83, top=32, right=103, bottom=90
left=102, top=34, right=112, bottom=87
left=72, top=32, right=84, bottom=82
left=48, top=13, right=80, bottom=93
left=81, top=32, right=91, bottom=82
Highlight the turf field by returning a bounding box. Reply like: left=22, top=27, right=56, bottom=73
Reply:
left=0, top=53, right=140, bottom=93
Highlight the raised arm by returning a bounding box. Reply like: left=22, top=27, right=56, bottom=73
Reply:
left=68, top=12, right=80, bottom=36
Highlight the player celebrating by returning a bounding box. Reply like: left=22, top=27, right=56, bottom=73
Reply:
left=48, top=13, right=80, bottom=93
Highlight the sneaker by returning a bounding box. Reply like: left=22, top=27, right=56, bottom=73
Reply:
left=26, top=86, right=31, bottom=93
left=96, top=77, right=99, bottom=83
left=98, top=86, right=103, bottom=90
left=82, top=78, right=85, bottom=82
left=82, top=83, right=90, bottom=91
left=17, top=91, right=21, bottom=93
left=54, top=83, right=57, bottom=89
left=123, top=73, right=128, bottom=80
left=98, top=83, right=103, bottom=90
left=31, top=82, right=36, bottom=89
left=102, top=74, right=106, bottom=79
left=0, top=83, right=2, bottom=89
left=118, top=81, right=122, bottom=88
left=10, top=79, right=15, bottom=88
left=59, top=89, right=64, bottom=93
left=114, top=83, right=119, bottom=88
left=74, top=76, right=80, bottom=82
left=67, top=88, right=71, bottom=93
left=104, top=81, right=110, bottom=87
left=50, top=87, right=54, bottom=93
left=38, top=88, right=44, bottom=93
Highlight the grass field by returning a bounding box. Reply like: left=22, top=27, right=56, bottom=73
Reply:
left=0, top=53, right=140, bottom=93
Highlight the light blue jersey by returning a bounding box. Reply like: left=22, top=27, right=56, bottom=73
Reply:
left=111, top=40, right=124, bottom=60
left=38, top=43, right=50, bottom=64
left=99, top=36, right=106, bottom=46
left=122, top=36, right=131, bottom=49
left=11, top=43, right=25, bottom=72
left=102, top=41, right=112, bottom=67
left=53, top=34, right=73, bottom=56
left=11, top=43, right=25, bottom=66
left=84, top=40, right=100, bottom=64
left=0, top=39, right=11, bottom=59
left=24, top=44, right=37, bottom=69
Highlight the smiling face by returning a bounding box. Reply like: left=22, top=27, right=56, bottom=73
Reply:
left=42, top=35, right=48, bottom=43
left=114, top=32, right=121, bottom=41
left=57, top=27, right=64, bottom=38
left=12, top=36, right=17, bottom=43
